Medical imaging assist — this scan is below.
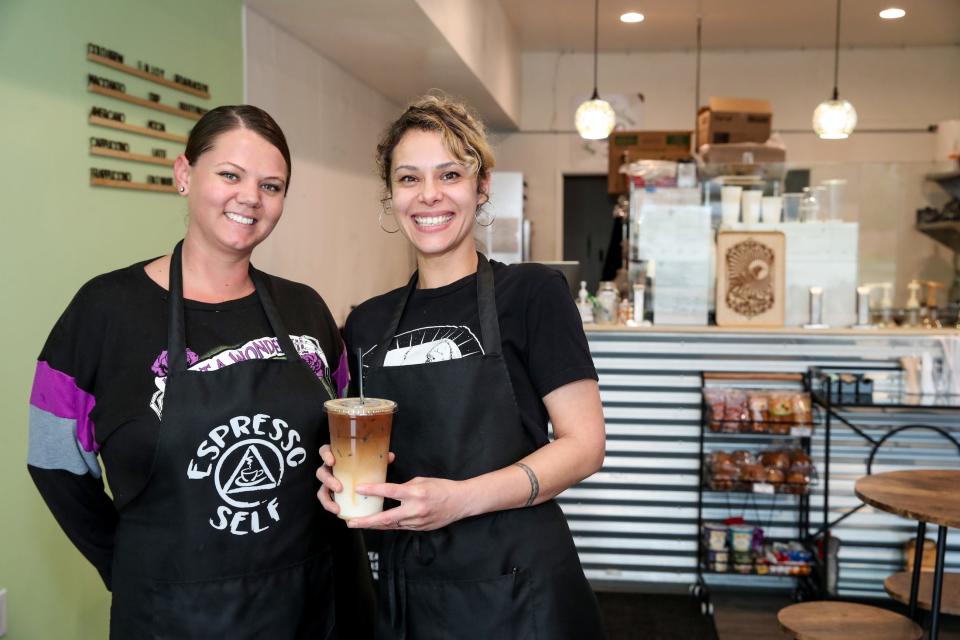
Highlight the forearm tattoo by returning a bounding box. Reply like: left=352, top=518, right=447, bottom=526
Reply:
left=515, top=462, right=540, bottom=507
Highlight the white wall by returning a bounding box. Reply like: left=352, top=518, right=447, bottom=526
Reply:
left=493, top=46, right=960, bottom=299
left=415, top=0, right=521, bottom=126
left=244, top=8, right=413, bottom=324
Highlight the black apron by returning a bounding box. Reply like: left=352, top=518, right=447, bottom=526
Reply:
left=108, top=242, right=339, bottom=639
left=366, top=254, right=605, bottom=640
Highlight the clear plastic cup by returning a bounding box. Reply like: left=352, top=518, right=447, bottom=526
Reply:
left=324, top=397, right=397, bottom=519
left=782, top=193, right=803, bottom=222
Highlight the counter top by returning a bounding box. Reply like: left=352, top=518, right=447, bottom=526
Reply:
left=583, top=324, right=960, bottom=337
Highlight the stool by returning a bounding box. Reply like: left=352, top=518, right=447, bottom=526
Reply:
left=884, top=572, right=960, bottom=616
left=778, top=601, right=922, bottom=640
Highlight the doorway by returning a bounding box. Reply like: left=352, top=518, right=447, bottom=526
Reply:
left=562, top=175, right=620, bottom=294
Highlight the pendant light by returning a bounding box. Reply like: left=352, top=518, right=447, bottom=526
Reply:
left=812, top=0, right=857, bottom=139
left=575, top=0, right=616, bottom=140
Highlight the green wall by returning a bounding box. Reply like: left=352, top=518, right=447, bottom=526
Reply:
left=0, top=1, right=243, bottom=637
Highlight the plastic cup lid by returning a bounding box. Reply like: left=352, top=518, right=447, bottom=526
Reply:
left=324, top=397, right=397, bottom=416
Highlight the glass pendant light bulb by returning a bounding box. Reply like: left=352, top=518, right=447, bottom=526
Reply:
left=576, top=96, right=617, bottom=140
left=812, top=98, right=858, bottom=139
left=814, top=0, right=857, bottom=139
left=576, top=0, right=616, bottom=140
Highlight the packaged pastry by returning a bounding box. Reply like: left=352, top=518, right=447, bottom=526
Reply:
left=768, top=393, right=794, bottom=423
left=783, top=466, right=811, bottom=494
left=789, top=450, right=813, bottom=471
left=747, top=392, right=770, bottom=433
left=739, top=463, right=766, bottom=483
left=764, top=467, right=785, bottom=486
left=759, top=450, right=791, bottom=470
left=722, top=390, right=749, bottom=430
left=791, top=393, right=813, bottom=426
left=704, top=388, right=726, bottom=432
left=709, top=451, right=734, bottom=468
left=731, top=450, right=754, bottom=466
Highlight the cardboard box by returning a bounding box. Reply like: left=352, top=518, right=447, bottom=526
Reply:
left=608, top=130, right=692, bottom=193
left=697, top=97, right=772, bottom=148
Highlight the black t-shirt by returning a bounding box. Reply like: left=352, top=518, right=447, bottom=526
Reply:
left=27, top=259, right=347, bottom=586
left=343, top=260, right=597, bottom=441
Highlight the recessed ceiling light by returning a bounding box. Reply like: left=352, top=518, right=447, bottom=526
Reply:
left=878, top=7, right=906, bottom=19
left=620, top=12, right=645, bottom=23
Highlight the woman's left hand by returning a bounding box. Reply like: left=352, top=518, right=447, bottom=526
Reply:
left=345, top=476, right=469, bottom=532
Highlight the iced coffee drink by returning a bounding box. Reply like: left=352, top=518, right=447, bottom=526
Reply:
left=324, top=397, right=396, bottom=519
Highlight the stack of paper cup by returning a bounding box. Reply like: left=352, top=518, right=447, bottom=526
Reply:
left=761, top=196, right=782, bottom=223
left=741, top=190, right=762, bottom=224
left=720, top=186, right=742, bottom=226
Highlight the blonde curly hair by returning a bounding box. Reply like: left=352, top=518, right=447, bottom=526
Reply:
left=376, top=93, right=495, bottom=201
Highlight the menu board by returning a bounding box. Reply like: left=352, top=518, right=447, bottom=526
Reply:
left=636, top=203, right=712, bottom=325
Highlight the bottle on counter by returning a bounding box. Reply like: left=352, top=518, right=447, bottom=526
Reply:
left=799, top=187, right=820, bottom=223
left=596, top=281, right=619, bottom=325
left=618, top=297, right=632, bottom=325
left=904, top=281, right=921, bottom=328
left=576, top=280, right=595, bottom=324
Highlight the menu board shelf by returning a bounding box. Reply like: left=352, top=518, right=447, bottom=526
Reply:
left=87, top=53, right=211, bottom=99
left=90, top=178, right=177, bottom=193
left=88, top=115, right=187, bottom=143
left=88, top=84, right=202, bottom=121
left=90, top=146, right=174, bottom=167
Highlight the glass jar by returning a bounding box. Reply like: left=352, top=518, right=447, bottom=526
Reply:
left=799, top=186, right=820, bottom=223
left=596, top=281, right=619, bottom=325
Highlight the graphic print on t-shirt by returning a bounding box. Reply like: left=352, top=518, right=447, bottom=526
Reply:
left=149, top=334, right=335, bottom=418
left=377, top=325, right=484, bottom=367
left=186, top=415, right=307, bottom=536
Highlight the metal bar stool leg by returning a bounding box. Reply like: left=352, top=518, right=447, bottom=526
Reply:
left=929, top=525, right=948, bottom=640
left=908, top=520, right=926, bottom=621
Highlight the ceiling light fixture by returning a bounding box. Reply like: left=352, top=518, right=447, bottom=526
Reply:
left=576, top=0, right=616, bottom=140
left=620, top=11, right=645, bottom=23
left=878, top=7, right=906, bottom=19
left=812, top=0, right=857, bottom=139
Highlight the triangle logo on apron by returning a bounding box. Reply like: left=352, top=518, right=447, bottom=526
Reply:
left=223, top=444, right=279, bottom=494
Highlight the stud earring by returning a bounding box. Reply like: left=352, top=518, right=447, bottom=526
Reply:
left=179, top=186, right=185, bottom=193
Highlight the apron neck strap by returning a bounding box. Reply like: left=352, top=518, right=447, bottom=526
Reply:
left=165, top=240, right=298, bottom=374
left=371, top=252, right=501, bottom=370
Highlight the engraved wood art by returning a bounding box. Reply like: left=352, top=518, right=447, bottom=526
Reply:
left=725, top=238, right=775, bottom=317
left=716, top=231, right=785, bottom=327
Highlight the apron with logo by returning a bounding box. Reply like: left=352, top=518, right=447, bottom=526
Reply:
left=108, top=241, right=338, bottom=639
left=366, top=254, right=606, bottom=640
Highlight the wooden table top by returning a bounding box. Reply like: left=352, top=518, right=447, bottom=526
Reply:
left=777, top=602, right=922, bottom=640
left=884, top=571, right=960, bottom=616
left=855, top=470, right=960, bottom=529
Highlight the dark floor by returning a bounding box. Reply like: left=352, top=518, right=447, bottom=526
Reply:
left=596, top=590, right=719, bottom=640
left=595, top=587, right=960, bottom=640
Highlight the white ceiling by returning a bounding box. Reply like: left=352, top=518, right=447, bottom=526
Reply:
left=503, top=0, right=960, bottom=51
left=244, top=0, right=519, bottom=128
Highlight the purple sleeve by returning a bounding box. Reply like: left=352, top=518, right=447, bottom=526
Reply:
left=332, top=340, right=350, bottom=398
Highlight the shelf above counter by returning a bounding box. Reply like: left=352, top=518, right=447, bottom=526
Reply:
left=916, top=220, right=960, bottom=252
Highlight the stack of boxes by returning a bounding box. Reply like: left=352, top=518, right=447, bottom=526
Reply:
left=607, top=130, right=692, bottom=194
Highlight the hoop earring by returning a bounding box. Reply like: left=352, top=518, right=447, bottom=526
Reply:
left=475, top=206, right=495, bottom=227
left=379, top=200, right=400, bottom=234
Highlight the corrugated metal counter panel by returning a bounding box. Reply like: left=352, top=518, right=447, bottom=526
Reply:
left=568, top=330, right=960, bottom=597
